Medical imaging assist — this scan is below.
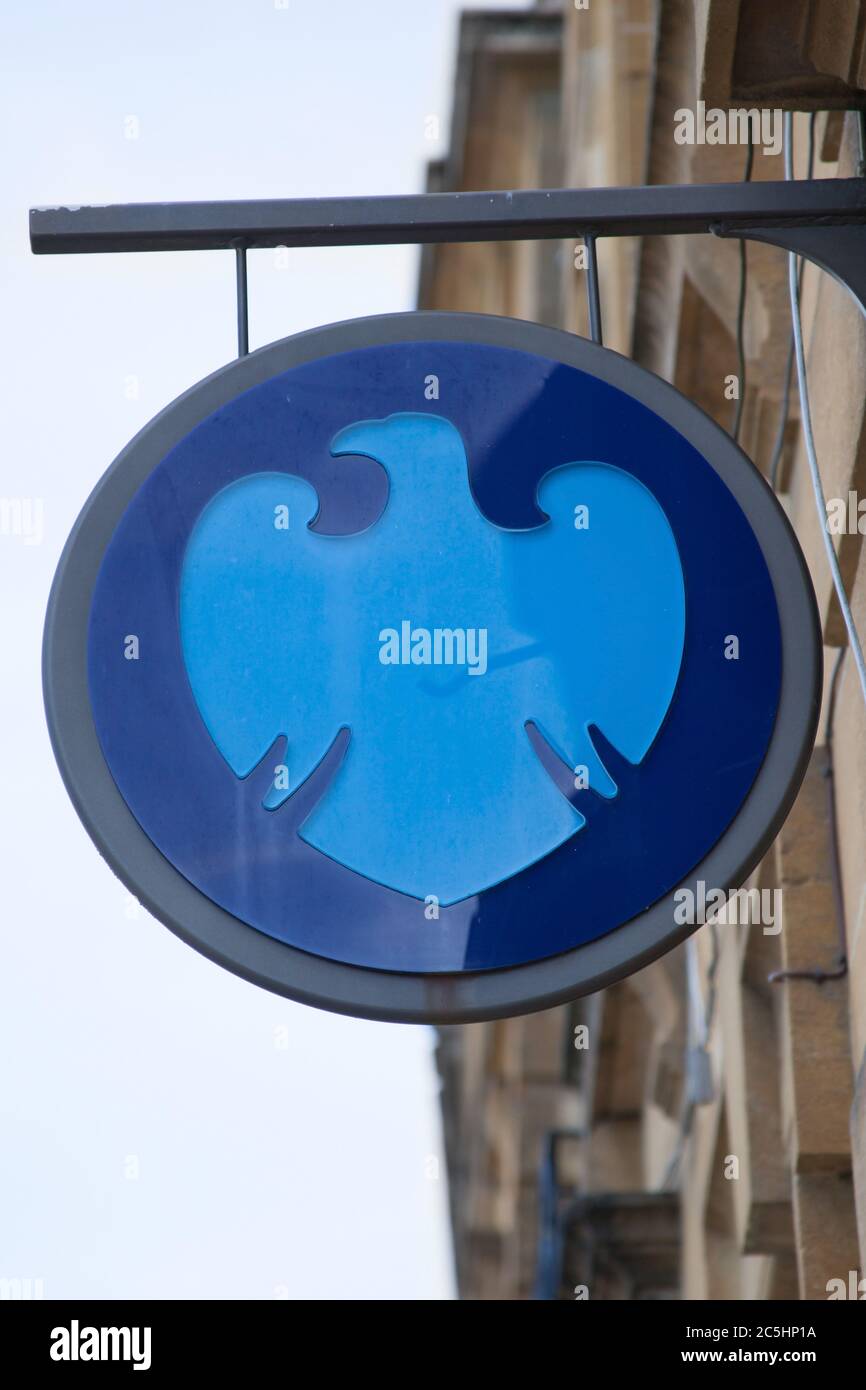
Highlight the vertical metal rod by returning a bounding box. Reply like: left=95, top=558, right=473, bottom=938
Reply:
left=584, top=234, right=603, bottom=345
left=235, top=247, right=249, bottom=357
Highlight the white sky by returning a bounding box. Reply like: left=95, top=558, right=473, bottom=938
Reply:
left=0, top=0, right=524, bottom=1301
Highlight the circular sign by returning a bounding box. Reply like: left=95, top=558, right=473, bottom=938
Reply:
left=44, top=312, right=820, bottom=1021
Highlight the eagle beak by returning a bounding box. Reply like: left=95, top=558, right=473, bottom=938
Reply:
left=331, top=420, right=375, bottom=457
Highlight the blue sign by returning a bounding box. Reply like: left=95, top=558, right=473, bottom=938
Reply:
left=46, top=313, right=820, bottom=1020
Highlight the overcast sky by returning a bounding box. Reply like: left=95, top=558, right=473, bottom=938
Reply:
left=1, top=0, right=523, bottom=1301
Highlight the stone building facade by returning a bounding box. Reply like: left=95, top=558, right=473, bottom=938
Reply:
left=423, top=0, right=866, bottom=1300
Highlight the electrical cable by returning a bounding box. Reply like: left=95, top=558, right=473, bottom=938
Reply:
left=784, top=111, right=866, bottom=711
left=768, top=114, right=815, bottom=490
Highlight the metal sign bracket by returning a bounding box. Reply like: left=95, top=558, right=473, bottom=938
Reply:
left=29, top=179, right=866, bottom=357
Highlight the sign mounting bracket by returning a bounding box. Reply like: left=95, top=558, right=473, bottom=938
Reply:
left=37, top=182, right=834, bottom=1020
left=29, top=179, right=866, bottom=353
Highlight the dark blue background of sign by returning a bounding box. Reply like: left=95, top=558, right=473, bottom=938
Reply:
left=87, top=342, right=781, bottom=972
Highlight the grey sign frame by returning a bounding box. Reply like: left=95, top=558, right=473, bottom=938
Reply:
left=43, top=310, right=821, bottom=1023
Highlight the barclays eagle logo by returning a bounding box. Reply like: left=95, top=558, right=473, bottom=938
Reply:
left=179, top=412, right=685, bottom=904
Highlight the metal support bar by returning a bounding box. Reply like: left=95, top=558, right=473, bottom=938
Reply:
left=29, top=179, right=866, bottom=254
left=583, top=234, right=603, bottom=345
left=29, top=178, right=866, bottom=330
left=235, top=247, right=249, bottom=358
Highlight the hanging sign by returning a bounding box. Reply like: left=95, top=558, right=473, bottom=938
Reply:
left=44, top=312, right=820, bottom=1021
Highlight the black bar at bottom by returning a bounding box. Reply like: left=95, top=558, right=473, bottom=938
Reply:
left=3, top=1295, right=862, bottom=1368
